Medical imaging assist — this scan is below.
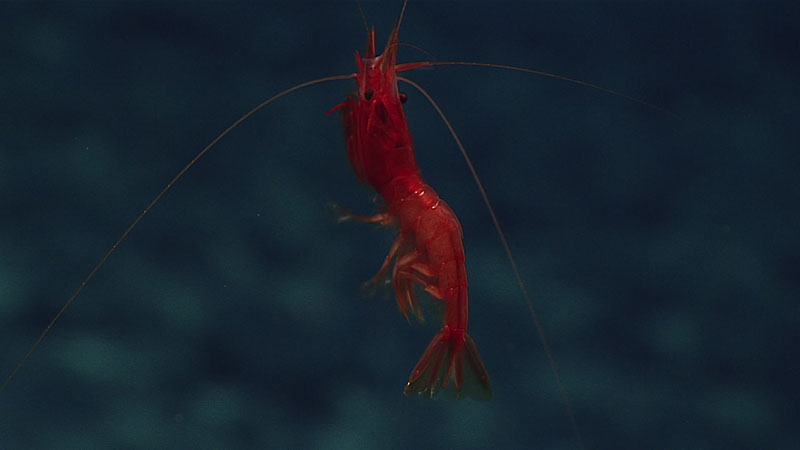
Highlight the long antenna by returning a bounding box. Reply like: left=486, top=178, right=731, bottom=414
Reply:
left=397, top=60, right=674, bottom=117
left=0, top=73, right=353, bottom=396
left=399, top=75, right=586, bottom=450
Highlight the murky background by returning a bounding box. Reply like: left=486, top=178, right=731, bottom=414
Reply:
left=1, top=2, right=797, bottom=449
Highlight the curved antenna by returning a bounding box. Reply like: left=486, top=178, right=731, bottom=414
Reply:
left=0, top=72, right=354, bottom=397
left=398, top=60, right=674, bottom=117
left=395, top=42, right=436, bottom=62
left=398, top=75, right=585, bottom=450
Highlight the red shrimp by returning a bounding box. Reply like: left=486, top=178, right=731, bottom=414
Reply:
left=329, top=26, right=491, bottom=400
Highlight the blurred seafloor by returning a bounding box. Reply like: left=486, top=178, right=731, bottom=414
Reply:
left=1, top=2, right=798, bottom=449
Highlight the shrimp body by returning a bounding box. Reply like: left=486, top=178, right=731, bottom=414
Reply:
left=331, top=27, right=491, bottom=400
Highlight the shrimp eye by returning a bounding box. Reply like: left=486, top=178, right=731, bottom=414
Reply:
left=364, top=89, right=374, bottom=100
left=399, top=92, right=408, bottom=103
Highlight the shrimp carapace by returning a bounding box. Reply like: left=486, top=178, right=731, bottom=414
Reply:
left=332, top=25, right=491, bottom=400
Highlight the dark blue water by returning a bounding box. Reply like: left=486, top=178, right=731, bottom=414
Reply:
left=1, top=2, right=797, bottom=449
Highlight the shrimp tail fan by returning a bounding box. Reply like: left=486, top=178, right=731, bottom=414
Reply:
left=403, top=328, right=491, bottom=401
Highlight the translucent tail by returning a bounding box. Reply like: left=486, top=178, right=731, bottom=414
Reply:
left=403, top=328, right=491, bottom=401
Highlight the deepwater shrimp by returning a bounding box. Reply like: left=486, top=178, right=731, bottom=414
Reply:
left=329, top=24, right=491, bottom=400
left=0, top=2, right=670, bottom=449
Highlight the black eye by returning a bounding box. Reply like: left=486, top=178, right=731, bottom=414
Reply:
left=399, top=92, right=408, bottom=103
left=364, top=89, right=374, bottom=100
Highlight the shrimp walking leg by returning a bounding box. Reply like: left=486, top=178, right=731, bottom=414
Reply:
left=328, top=202, right=392, bottom=225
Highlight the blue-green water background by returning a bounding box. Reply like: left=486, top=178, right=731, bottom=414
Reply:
left=1, top=2, right=797, bottom=449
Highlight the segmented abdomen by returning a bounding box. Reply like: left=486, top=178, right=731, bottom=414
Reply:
left=382, top=176, right=469, bottom=331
